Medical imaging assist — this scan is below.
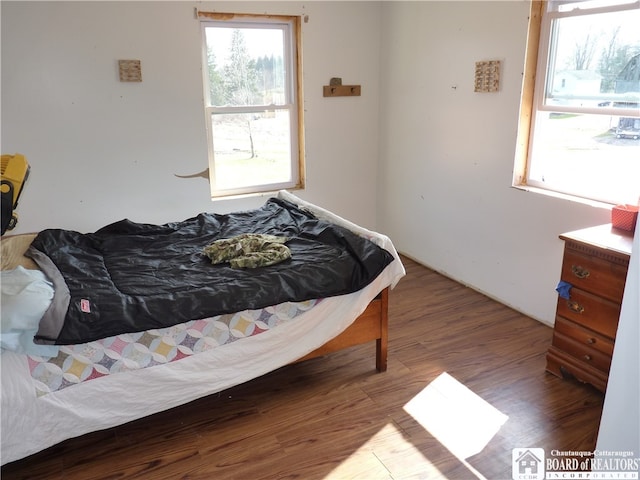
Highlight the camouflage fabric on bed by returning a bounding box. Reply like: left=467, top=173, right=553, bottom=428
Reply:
left=203, top=234, right=291, bottom=269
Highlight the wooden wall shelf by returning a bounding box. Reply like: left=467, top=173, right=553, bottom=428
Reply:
left=323, top=85, right=361, bottom=97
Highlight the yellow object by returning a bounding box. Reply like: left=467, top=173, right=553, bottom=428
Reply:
left=1, top=153, right=30, bottom=233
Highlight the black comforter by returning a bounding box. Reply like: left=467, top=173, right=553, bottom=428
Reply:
left=28, top=198, right=394, bottom=345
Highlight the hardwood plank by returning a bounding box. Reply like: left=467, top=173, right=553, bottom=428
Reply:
left=1, top=256, right=604, bottom=480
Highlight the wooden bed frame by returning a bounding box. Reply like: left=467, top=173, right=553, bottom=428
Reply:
left=294, top=287, right=389, bottom=372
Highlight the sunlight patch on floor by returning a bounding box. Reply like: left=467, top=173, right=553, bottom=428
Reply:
left=403, top=372, right=509, bottom=460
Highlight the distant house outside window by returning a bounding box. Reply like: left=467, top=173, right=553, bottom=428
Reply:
left=199, top=12, right=305, bottom=198
left=515, top=0, right=640, bottom=205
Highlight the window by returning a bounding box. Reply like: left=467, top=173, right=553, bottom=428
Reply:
left=515, top=0, right=640, bottom=205
left=199, top=12, right=304, bottom=198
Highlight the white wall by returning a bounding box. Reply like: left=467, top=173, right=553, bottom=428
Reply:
left=377, top=1, right=611, bottom=325
left=1, top=1, right=382, bottom=232
left=596, top=221, right=639, bottom=461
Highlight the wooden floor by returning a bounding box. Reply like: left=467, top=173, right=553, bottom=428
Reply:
left=2, top=256, right=605, bottom=480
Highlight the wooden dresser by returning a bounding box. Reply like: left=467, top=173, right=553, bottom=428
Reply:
left=546, top=224, right=633, bottom=392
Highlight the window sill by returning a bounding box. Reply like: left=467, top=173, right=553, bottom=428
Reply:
left=511, top=183, right=614, bottom=211
left=210, top=185, right=305, bottom=202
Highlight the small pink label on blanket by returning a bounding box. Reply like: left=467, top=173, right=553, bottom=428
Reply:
left=27, top=299, right=320, bottom=397
left=80, top=299, right=91, bottom=313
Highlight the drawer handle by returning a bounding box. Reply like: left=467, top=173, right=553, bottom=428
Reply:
left=587, top=337, right=596, bottom=345
left=567, top=300, right=585, bottom=314
left=583, top=354, right=592, bottom=362
left=571, top=265, right=590, bottom=279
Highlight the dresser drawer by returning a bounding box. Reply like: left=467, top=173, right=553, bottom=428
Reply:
left=556, top=288, right=621, bottom=338
left=553, top=317, right=614, bottom=357
left=546, top=347, right=609, bottom=392
left=561, top=248, right=627, bottom=303
left=551, top=331, right=612, bottom=373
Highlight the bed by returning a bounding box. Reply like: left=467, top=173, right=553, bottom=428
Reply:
left=0, top=191, right=405, bottom=465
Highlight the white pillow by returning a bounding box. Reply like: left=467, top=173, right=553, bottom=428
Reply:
left=1, top=266, right=58, bottom=356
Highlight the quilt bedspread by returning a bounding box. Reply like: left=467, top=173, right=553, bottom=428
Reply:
left=28, top=299, right=319, bottom=396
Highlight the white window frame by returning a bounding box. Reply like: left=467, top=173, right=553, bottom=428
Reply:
left=514, top=0, right=640, bottom=206
left=198, top=12, right=305, bottom=199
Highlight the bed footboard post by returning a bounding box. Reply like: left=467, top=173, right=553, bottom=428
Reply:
left=376, top=287, right=389, bottom=372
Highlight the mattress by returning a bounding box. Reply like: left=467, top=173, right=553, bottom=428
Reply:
left=0, top=191, right=405, bottom=464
